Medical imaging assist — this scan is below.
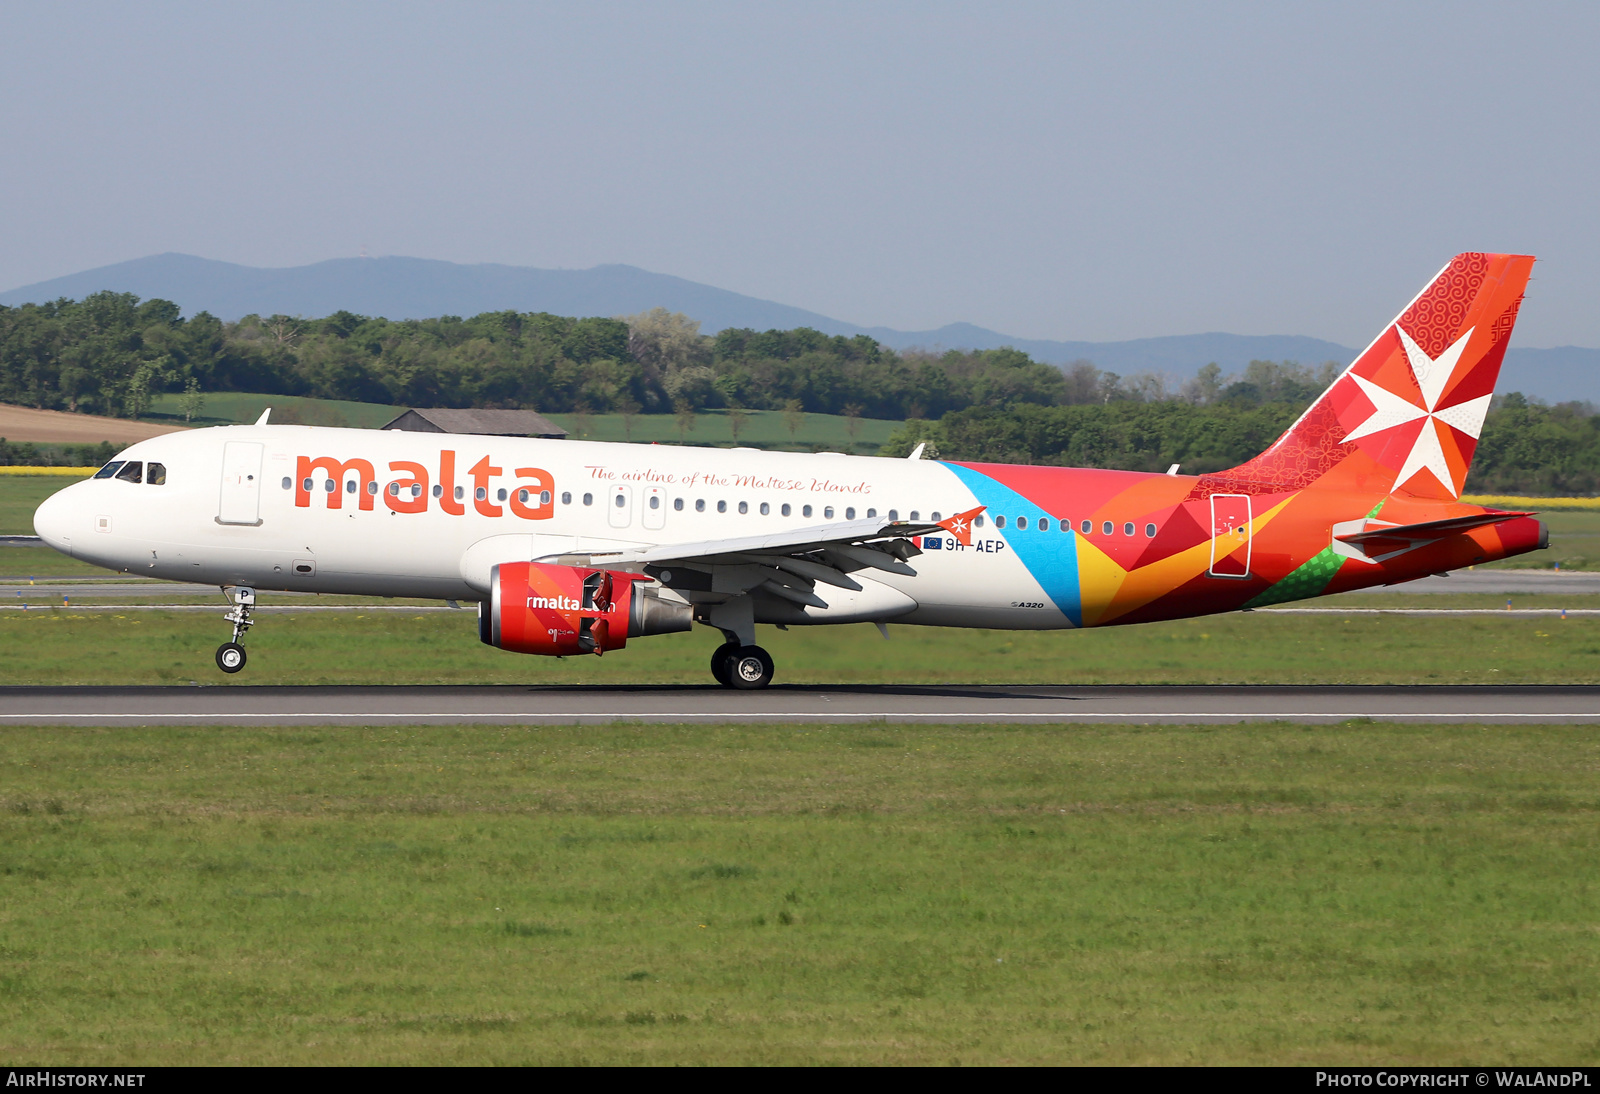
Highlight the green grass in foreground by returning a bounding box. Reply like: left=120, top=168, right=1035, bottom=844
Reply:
left=3, top=607, right=1600, bottom=685
left=1, top=721, right=1597, bottom=1064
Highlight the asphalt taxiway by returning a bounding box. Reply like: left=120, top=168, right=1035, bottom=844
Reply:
left=2, top=684, right=1598, bottom=725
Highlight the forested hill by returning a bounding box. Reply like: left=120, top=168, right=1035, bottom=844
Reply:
left=2, top=291, right=1597, bottom=494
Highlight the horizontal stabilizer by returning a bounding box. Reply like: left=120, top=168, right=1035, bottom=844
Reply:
left=1335, top=510, right=1533, bottom=547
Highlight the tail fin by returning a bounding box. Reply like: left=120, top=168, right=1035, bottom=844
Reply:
left=1198, top=252, right=1535, bottom=500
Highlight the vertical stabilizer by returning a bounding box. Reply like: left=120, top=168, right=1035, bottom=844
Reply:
left=1198, top=252, right=1535, bottom=500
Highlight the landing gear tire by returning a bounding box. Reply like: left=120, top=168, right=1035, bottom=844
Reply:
left=710, top=642, right=739, bottom=687
left=727, top=645, right=774, bottom=690
left=216, top=642, right=247, bottom=674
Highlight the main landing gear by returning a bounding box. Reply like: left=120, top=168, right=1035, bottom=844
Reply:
left=217, top=586, right=256, bottom=674
left=710, top=641, right=774, bottom=689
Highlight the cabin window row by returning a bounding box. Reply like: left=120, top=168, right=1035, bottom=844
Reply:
left=990, top=514, right=1158, bottom=538
left=284, top=476, right=552, bottom=506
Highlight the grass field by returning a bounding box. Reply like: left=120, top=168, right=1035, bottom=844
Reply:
left=143, top=391, right=403, bottom=430
left=2, top=720, right=1597, bottom=1064
left=140, top=392, right=901, bottom=452
left=544, top=408, right=900, bottom=452
left=3, top=603, right=1599, bottom=686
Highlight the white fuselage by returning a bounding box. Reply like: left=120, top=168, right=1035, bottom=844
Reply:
left=32, top=424, right=1069, bottom=630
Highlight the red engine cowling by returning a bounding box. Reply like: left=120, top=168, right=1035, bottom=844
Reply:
left=479, top=561, right=691, bottom=656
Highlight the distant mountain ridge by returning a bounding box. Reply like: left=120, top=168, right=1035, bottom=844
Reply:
left=3, top=253, right=1594, bottom=402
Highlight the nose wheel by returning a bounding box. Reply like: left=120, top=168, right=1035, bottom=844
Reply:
left=217, top=586, right=256, bottom=674
left=216, top=642, right=247, bottom=673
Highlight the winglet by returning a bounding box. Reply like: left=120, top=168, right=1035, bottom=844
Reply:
left=938, top=505, right=985, bottom=547
left=907, top=443, right=925, bottom=460
left=255, top=408, right=271, bottom=425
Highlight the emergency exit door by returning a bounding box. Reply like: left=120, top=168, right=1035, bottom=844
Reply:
left=218, top=441, right=264, bottom=526
left=1208, top=493, right=1251, bottom=578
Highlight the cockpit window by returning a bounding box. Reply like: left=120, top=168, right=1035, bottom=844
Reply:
left=113, top=461, right=143, bottom=484
left=146, top=462, right=167, bottom=485
left=93, top=461, right=125, bottom=480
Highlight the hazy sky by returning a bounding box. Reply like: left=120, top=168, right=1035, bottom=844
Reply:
left=2, top=1, right=1597, bottom=347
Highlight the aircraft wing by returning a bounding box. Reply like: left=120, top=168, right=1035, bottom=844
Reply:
left=537, top=506, right=985, bottom=606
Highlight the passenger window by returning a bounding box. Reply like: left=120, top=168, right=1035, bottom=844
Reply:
left=583, top=493, right=593, bottom=506
left=781, top=503, right=791, bottom=517
left=1016, top=516, right=1028, bottom=530
left=737, top=501, right=747, bottom=514
left=717, top=501, right=727, bottom=513
left=518, top=489, right=529, bottom=503
left=93, top=461, right=125, bottom=480
left=995, top=515, right=1006, bottom=529
left=368, top=481, right=378, bottom=495
left=1102, top=521, right=1114, bottom=536
left=1081, top=520, right=1092, bottom=534
left=345, top=480, right=356, bottom=494
left=909, top=511, right=920, bottom=521
left=282, top=477, right=292, bottom=490
left=433, top=484, right=443, bottom=497
left=1060, top=520, right=1070, bottom=532
left=650, top=495, right=661, bottom=510
left=324, top=480, right=336, bottom=493
left=760, top=502, right=770, bottom=515
left=695, top=499, right=706, bottom=512
left=147, top=463, right=167, bottom=485
left=540, top=490, right=551, bottom=505
left=974, top=515, right=985, bottom=528
left=824, top=506, right=834, bottom=519
left=1124, top=522, right=1135, bottom=536
left=674, top=498, right=684, bottom=511
left=455, top=486, right=465, bottom=501
left=388, top=483, right=400, bottom=496
left=803, top=504, right=813, bottom=518
left=845, top=507, right=855, bottom=519
left=497, top=488, right=508, bottom=502
left=614, top=493, right=625, bottom=508
left=303, top=477, right=314, bottom=492
left=477, top=487, right=488, bottom=501
left=888, top=509, right=898, bottom=520
left=931, top=512, right=940, bottom=521
left=561, top=491, right=571, bottom=504
left=114, top=461, right=143, bottom=483
left=1145, top=523, right=1157, bottom=537
left=866, top=508, right=876, bottom=518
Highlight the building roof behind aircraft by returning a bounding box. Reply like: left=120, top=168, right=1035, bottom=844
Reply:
left=381, top=408, right=567, bottom=438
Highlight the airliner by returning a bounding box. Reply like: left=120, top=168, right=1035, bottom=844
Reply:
left=31, top=253, right=1546, bottom=688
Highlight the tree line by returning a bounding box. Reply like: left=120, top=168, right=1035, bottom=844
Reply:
left=882, top=389, right=1600, bottom=495
left=1, top=292, right=1597, bottom=493
left=0, top=293, right=1330, bottom=421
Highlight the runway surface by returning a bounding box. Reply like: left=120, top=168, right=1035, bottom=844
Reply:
left=3, top=684, right=1599, bottom=724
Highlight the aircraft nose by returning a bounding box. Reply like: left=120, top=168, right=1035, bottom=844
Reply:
left=32, top=486, right=78, bottom=556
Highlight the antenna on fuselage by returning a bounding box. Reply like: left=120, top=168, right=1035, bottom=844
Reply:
left=255, top=408, right=271, bottom=425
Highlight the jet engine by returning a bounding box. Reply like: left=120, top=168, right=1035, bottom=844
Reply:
left=478, top=561, right=692, bottom=656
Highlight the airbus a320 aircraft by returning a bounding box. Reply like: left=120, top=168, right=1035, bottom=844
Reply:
left=32, top=253, right=1546, bottom=688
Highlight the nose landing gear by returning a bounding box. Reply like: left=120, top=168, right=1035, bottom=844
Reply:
left=217, top=586, right=256, bottom=674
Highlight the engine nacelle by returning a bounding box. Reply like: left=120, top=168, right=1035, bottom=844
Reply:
left=478, top=561, right=691, bottom=656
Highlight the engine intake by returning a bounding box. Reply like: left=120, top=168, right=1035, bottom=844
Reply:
left=478, top=561, right=691, bottom=656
